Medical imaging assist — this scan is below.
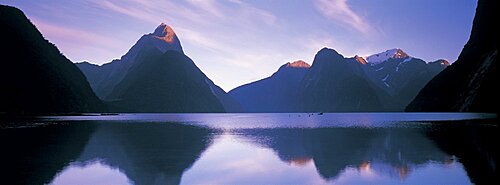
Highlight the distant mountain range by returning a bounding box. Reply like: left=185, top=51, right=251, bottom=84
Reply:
left=1, top=0, right=497, bottom=114
left=0, top=5, right=103, bottom=114
left=230, top=48, right=448, bottom=112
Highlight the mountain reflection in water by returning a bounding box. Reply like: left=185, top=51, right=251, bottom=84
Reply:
left=0, top=113, right=497, bottom=184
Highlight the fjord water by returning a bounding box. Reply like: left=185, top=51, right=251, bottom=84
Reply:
left=0, top=113, right=497, bottom=185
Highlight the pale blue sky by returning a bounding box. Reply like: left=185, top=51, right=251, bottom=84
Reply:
left=0, top=0, right=477, bottom=91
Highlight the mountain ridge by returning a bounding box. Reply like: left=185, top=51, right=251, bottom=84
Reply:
left=77, top=23, right=240, bottom=112
left=230, top=47, right=448, bottom=112
left=0, top=5, right=104, bottom=114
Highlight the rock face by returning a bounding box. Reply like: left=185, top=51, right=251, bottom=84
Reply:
left=230, top=47, right=446, bottom=112
left=0, top=5, right=103, bottom=114
left=406, top=0, right=499, bottom=113
left=229, top=60, right=310, bottom=112
left=77, top=24, right=238, bottom=112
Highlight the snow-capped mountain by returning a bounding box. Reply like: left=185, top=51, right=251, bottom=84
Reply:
left=362, top=49, right=449, bottom=110
left=364, top=49, right=448, bottom=92
left=366, top=48, right=409, bottom=66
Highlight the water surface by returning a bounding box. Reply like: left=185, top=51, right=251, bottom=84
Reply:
left=0, top=113, right=497, bottom=184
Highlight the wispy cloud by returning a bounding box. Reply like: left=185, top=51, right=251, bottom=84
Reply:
left=30, top=18, right=128, bottom=62
left=89, top=0, right=277, bottom=53
left=185, top=0, right=224, bottom=18
left=95, top=1, right=158, bottom=24
left=313, top=0, right=374, bottom=35
left=91, top=0, right=276, bottom=28
left=173, top=26, right=226, bottom=53
left=227, top=0, right=277, bottom=25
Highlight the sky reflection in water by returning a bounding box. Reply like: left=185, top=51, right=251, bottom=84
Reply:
left=1, top=113, right=496, bottom=184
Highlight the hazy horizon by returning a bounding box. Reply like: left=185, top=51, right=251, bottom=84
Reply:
left=0, top=0, right=477, bottom=91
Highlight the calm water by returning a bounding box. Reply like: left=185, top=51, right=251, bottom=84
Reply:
left=0, top=113, right=497, bottom=185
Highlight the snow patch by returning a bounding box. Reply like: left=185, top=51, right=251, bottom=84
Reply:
left=402, top=57, right=413, bottom=63
left=366, top=51, right=394, bottom=65
left=366, top=48, right=408, bottom=65
left=382, top=74, right=390, bottom=87
left=396, top=57, right=413, bottom=72
left=384, top=82, right=390, bottom=87
left=382, top=74, right=389, bottom=81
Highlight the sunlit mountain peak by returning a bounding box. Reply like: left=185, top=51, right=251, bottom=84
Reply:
left=151, top=23, right=176, bottom=43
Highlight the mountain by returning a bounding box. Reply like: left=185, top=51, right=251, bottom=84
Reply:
left=300, top=48, right=384, bottom=112
left=228, top=47, right=447, bottom=112
left=105, top=47, right=225, bottom=112
left=78, top=23, right=183, bottom=100
left=0, top=5, right=103, bottom=114
left=364, top=49, right=449, bottom=110
left=229, top=60, right=310, bottom=112
left=77, top=24, right=239, bottom=112
left=406, top=0, right=499, bottom=113
left=366, top=48, right=409, bottom=65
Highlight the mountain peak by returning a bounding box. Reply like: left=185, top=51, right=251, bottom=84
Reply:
left=366, top=48, right=409, bottom=65
left=286, top=60, right=311, bottom=68
left=315, top=47, right=344, bottom=60
left=310, top=47, right=346, bottom=67
left=151, top=23, right=176, bottom=43
left=318, top=47, right=341, bottom=56
left=354, top=55, right=367, bottom=65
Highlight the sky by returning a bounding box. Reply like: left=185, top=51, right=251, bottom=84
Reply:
left=0, top=0, right=477, bottom=91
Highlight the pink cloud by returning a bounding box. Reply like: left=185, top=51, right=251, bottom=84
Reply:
left=30, top=18, right=128, bottom=63
left=313, top=0, right=374, bottom=36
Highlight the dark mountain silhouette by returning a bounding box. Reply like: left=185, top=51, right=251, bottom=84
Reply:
left=300, top=48, right=384, bottom=112
left=407, top=0, right=499, bottom=113
left=229, top=60, right=310, bottom=112
left=0, top=5, right=103, bottom=114
left=229, top=47, right=447, bottom=112
left=78, top=23, right=184, bottom=100
left=77, top=24, right=239, bottom=112
left=105, top=46, right=225, bottom=112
